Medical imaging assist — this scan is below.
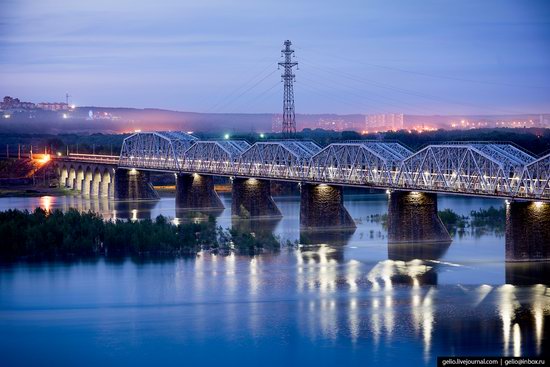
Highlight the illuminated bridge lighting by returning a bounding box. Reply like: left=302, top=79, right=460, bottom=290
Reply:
left=55, top=134, right=550, bottom=201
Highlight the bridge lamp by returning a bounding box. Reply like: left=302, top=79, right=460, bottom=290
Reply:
left=56, top=152, right=62, bottom=157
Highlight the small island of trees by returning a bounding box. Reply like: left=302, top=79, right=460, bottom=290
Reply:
left=0, top=208, right=283, bottom=261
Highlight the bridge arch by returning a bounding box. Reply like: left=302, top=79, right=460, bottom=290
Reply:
left=398, top=143, right=534, bottom=195
left=521, top=152, right=550, bottom=199
left=309, top=142, right=411, bottom=185
left=119, top=131, right=197, bottom=171
left=100, top=168, right=115, bottom=198
left=59, top=165, right=69, bottom=188
left=82, top=166, right=93, bottom=195
left=239, top=141, right=321, bottom=179
left=74, top=166, right=85, bottom=192
left=90, top=167, right=102, bottom=196
left=67, top=166, right=76, bottom=189
left=182, top=140, right=250, bottom=174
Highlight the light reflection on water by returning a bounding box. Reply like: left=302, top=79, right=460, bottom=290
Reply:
left=0, top=193, right=548, bottom=366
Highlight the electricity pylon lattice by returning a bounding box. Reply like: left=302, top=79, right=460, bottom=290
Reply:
left=278, top=40, right=298, bottom=138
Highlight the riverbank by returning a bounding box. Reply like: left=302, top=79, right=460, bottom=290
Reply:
left=0, top=187, right=72, bottom=198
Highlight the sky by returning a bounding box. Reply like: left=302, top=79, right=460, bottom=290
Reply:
left=1, top=0, right=550, bottom=115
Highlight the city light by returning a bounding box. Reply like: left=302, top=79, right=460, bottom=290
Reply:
left=3, top=114, right=10, bottom=119
left=62, top=113, right=68, bottom=119
left=224, top=134, right=230, bottom=139
left=259, top=133, right=265, bottom=138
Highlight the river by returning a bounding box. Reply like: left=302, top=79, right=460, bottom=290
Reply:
left=0, top=193, right=548, bottom=366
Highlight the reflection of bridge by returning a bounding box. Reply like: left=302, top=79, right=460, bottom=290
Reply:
left=55, top=131, right=550, bottom=260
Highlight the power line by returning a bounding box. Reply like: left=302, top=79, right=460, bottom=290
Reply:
left=228, top=81, right=281, bottom=113
left=205, top=60, right=275, bottom=113
left=211, top=69, right=278, bottom=113
left=299, top=56, right=532, bottom=115
left=299, top=47, right=546, bottom=90
left=299, top=68, right=429, bottom=114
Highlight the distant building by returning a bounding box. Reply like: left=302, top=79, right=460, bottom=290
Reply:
left=365, top=113, right=404, bottom=131
left=1, top=96, right=36, bottom=110
left=315, top=117, right=355, bottom=131
left=36, top=102, right=68, bottom=111
left=271, top=115, right=283, bottom=133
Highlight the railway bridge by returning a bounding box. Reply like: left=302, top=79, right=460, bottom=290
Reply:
left=55, top=131, right=550, bottom=261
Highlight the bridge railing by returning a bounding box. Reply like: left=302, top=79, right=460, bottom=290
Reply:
left=61, top=153, right=120, bottom=164
left=57, top=147, right=550, bottom=201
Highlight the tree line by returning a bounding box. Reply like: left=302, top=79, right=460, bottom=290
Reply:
left=0, top=208, right=282, bottom=261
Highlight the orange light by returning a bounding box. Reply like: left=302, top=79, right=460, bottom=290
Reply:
left=40, top=196, right=53, bottom=212
left=39, top=154, right=51, bottom=164
left=33, top=154, right=51, bottom=165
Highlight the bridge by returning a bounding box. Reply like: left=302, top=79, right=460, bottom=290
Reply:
left=55, top=131, right=550, bottom=261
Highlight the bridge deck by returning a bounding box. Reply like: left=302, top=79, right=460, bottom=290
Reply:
left=54, top=134, right=550, bottom=202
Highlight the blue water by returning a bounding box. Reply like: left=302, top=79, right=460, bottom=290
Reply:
left=0, top=194, right=548, bottom=366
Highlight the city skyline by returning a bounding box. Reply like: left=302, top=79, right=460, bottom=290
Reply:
left=1, top=0, right=550, bottom=116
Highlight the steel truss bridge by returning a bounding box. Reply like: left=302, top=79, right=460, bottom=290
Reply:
left=61, top=131, right=550, bottom=201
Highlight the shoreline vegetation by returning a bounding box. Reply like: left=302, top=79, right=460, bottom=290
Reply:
left=438, top=206, right=506, bottom=236
left=0, top=208, right=286, bottom=261
left=0, top=206, right=506, bottom=261
left=367, top=206, right=506, bottom=236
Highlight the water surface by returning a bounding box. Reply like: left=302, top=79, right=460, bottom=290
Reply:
left=0, top=194, right=548, bottom=366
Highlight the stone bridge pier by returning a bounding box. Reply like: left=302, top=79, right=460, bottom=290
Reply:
left=175, top=173, right=223, bottom=210
left=299, top=183, right=355, bottom=230
left=113, top=169, right=159, bottom=200
left=506, top=201, right=550, bottom=262
left=232, top=178, right=281, bottom=218
left=387, top=191, right=451, bottom=244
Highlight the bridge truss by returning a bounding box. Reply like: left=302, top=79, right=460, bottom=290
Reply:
left=79, top=132, right=550, bottom=201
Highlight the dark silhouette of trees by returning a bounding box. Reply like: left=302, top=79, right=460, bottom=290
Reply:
left=0, top=208, right=283, bottom=261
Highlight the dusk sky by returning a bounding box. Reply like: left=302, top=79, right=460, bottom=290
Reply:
left=1, top=0, right=549, bottom=115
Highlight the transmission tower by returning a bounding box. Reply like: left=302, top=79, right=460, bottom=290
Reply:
left=278, top=40, right=298, bottom=137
